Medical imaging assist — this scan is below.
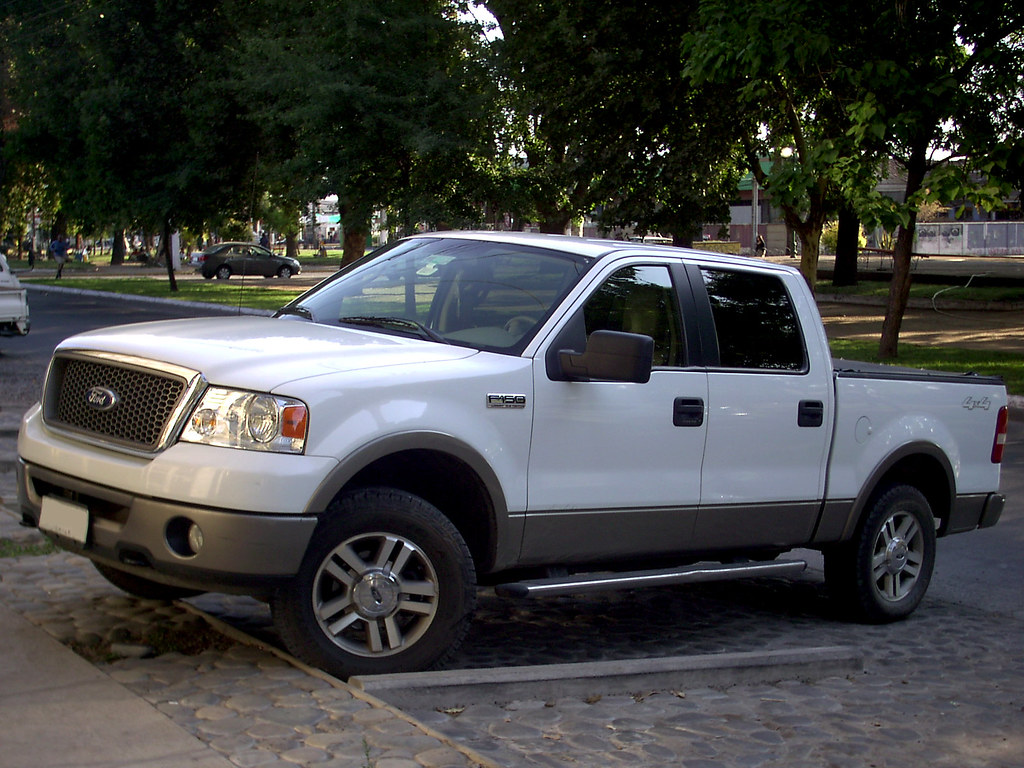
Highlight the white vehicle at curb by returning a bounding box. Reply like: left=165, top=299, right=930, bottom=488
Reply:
left=0, top=253, right=30, bottom=336
left=17, top=232, right=1008, bottom=678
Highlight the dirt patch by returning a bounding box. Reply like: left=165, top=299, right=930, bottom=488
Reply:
left=819, top=302, right=1024, bottom=355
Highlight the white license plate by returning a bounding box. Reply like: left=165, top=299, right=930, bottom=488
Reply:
left=39, top=496, right=89, bottom=544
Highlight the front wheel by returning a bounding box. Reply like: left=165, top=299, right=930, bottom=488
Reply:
left=276, top=265, right=293, bottom=278
left=271, top=487, right=477, bottom=678
left=825, top=484, right=936, bottom=623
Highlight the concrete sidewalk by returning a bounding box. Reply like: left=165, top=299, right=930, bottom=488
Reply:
left=0, top=602, right=234, bottom=768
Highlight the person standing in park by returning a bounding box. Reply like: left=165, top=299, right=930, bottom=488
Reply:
left=48, top=235, right=69, bottom=279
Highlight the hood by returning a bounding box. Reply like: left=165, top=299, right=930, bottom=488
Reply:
left=57, top=315, right=479, bottom=392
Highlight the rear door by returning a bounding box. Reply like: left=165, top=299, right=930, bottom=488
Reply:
left=688, top=264, right=833, bottom=550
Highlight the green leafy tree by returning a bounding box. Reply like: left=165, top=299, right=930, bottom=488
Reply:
left=241, top=0, right=494, bottom=265
left=8, top=0, right=261, bottom=286
left=683, top=0, right=870, bottom=286
left=487, top=0, right=745, bottom=242
left=841, top=0, right=1024, bottom=357
left=484, top=1, right=606, bottom=234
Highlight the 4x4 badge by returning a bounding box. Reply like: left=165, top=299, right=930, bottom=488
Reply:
left=86, top=386, right=120, bottom=412
left=962, top=396, right=991, bottom=411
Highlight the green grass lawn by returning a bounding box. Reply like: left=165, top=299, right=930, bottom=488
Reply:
left=829, top=338, right=1023, bottom=395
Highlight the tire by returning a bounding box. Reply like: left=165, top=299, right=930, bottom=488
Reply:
left=215, top=265, right=232, bottom=280
left=93, top=562, right=203, bottom=601
left=277, top=266, right=293, bottom=278
left=825, top=484, right=936, bottom=623
left=271, top=487, right=477, bottom=678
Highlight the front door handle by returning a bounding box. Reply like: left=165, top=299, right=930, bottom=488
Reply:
left=673, top=397, right=705, bottom=427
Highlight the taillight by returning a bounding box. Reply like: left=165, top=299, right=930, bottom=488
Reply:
left=992, top=406, right=1009, bottom=463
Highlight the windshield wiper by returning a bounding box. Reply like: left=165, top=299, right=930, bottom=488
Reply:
left=275, top=306, right=313, bottom=321
left=338, top=316, right=449, bottom=344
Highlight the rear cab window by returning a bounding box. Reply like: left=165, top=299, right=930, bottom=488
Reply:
left=698, top=268, right=806, bottom=371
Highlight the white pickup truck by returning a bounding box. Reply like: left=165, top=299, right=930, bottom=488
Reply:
left=17, top=232, right=1008, bottom=677
left=0, top=253, right=30, bottom=337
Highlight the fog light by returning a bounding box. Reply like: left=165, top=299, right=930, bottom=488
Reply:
left=187, top=523, right=204, bottom=554
left=166, top=517, right=203, bottom=558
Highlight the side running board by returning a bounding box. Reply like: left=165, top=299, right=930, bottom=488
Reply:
left=494, top=559, right=807, bottom=599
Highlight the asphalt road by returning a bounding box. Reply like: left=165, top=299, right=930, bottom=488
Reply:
left=3, top=287, right=1021, bottom=620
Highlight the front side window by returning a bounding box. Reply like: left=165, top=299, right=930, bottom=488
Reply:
left=281, top=238, right=589, bottom=353
left=582, top=265, right=684, bottom=367
left=700, top=268, right=805, bottom=371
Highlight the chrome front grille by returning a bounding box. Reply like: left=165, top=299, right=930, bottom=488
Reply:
left=44, top=352, right=203, bottom=454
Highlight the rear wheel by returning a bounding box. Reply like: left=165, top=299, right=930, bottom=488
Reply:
left=93, top=562, right=203, bottom=601
left=271, top=487, right=477, bottom=678
left=215, top=265, right=232, bottom=279
left=825, top=484, right=936, bottom=622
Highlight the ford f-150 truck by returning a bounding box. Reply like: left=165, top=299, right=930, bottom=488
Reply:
left=17, top=232, right=1008, bottom=677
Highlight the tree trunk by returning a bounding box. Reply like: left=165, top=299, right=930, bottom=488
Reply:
left=784, top=206, right=826, bottom=291
left=341, top=226, right=368, bottom=267
left=832, top=204, right=859, bottom=286
left=161, top=218, right=178, bottom=291
left=878, top=219, right=916, bottom=359
left=111, top=229, right=127, bottom=266
left=797, top=228, right=821, bottom=291
left=538, top=212, right=571, bottom=235
left=285, top=233, right=299, bottom=260
left=878, top=143, right=928, bottom=359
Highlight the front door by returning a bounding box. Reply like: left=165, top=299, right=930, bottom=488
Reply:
left=524, top=262, right=709, bottom=565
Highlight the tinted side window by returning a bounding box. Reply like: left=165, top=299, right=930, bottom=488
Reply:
left=700, top=268, right=805, bottom=371
left=583, top=265, right=684, bottom=367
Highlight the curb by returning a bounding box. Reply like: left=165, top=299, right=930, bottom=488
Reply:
left=349, top=646, right=864, bottom=710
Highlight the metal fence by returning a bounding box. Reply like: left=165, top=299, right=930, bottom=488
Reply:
left=916, top=221, right=1024, bottom=256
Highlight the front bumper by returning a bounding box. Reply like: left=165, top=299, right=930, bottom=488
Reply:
left=18, top=459, right=318, bottom=595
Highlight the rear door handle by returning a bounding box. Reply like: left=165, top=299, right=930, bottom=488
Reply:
left=673, top=397, right=705, bottom=427
left=798, top=400, right=824, bottom=427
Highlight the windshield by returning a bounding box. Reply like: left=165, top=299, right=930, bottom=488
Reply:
left=279, top=237, right=590, bottom=353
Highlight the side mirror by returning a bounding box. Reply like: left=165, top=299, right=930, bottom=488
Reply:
left=557, top=330, right=653, bottom=383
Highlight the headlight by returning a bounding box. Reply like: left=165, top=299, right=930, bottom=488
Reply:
left=179, top=388, right=307, bottom=454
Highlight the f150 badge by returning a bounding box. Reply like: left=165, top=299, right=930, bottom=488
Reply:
left=487, top=393, right=527, bottom=409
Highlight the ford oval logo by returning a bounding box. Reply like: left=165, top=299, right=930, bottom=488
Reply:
left=86, top=386, right=120, bottom=412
